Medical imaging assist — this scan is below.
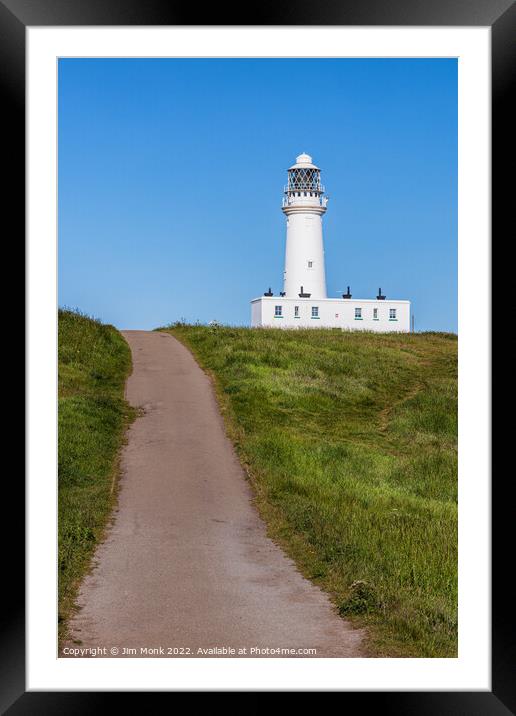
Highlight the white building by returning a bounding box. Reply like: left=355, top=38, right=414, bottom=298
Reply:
left=251, top=153, right=410, bottom=331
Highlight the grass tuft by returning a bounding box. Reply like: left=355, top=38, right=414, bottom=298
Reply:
left=339, top=580, right=379, bottom=615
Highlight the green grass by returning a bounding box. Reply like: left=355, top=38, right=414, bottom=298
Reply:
left=58, top=309, right=135, bottom=642
left=163, top=324, right=457, bottom=658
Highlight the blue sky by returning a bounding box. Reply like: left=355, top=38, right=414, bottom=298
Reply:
left=58, top=58, right=457, bottom=332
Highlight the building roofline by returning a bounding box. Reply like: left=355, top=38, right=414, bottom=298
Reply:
left=251, top=297, right=410, bottom=304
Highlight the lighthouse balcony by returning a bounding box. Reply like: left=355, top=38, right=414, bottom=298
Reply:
left=283, top=184, right=325, bottom=195
left=282, top=194, right=328, bottom=211
left=282, top=193, right=328, bottom=207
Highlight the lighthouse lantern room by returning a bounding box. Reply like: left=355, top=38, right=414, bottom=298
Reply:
left=251, top=153, right=410, bottom=332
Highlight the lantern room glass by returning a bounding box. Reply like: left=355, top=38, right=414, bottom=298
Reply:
left=287, top=168, right=323, bottom=193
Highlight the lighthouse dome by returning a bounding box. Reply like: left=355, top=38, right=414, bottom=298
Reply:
left=289, top=152, right=319, bottom=170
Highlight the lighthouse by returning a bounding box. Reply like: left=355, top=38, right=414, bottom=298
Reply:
left=251, top=153, right=411, bottom=332
left=282, top=153, right=328, bottom=299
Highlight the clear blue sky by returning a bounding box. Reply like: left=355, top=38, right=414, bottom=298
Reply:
left=58, top=58, right=457, bottom=332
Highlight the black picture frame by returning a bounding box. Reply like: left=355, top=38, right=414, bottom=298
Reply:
left=7, top=0, right=514, bottom=709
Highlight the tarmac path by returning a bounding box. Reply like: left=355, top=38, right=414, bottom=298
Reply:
left=65, top=331, right=364, bottom=658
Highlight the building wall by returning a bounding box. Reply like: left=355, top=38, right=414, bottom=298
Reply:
left=251, top=298, right=262, bottom=327
left=251, top=297, right=411, bottom=332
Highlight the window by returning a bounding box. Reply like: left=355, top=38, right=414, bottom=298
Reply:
left=274, top=305, right=282, bottom=317
left=389, top=308, right=397, bottom=320
left=308, top=261, right=313, bottom=268
left=294, top=306, right=300, bottom=318
left=355, top=308, right=362, bottom=320
left=373, top=308, right=378, bottom=320
left=311, top=306, right=319, bottom=319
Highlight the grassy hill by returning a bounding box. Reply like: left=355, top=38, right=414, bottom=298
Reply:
left=165, top=324, right=457, bottom=657
left=58, top=309, right=135, bottom=642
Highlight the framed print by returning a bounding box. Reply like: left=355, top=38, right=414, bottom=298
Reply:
left=5, top=0, right=514, bottom=708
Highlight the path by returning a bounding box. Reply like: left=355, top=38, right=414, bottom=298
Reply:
left=65, top=331, right=364, bottom=657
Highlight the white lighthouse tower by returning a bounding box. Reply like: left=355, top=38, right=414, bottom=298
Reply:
left=282, top=153, right=329, bottom=299
left=251, top=152, right=411, bottom=332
